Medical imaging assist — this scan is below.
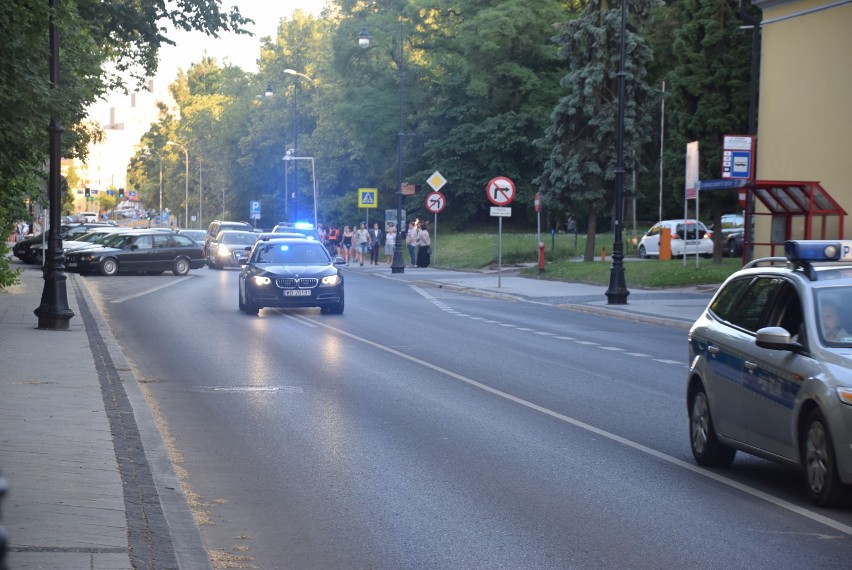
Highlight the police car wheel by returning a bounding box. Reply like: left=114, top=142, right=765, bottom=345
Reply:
left=802, top=409, right=848, bottom=507
left=689, top=385, right=736, bottom=467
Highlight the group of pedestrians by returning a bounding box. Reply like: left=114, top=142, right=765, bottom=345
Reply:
left=320, top=220, right=431, bottom=267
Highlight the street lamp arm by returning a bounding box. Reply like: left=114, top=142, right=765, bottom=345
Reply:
left=284, top=69, right=316, bottom=87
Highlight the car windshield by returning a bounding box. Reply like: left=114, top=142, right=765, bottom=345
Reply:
left=253, top=242, right=330, bottom=265
left=815, top=288, right=852, bottom=347
left=100, top=234, right=136, bottom=248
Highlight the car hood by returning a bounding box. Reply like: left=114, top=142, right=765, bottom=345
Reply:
left=252, top=264, right=334, bottom=277
left=67, top=245, right=119, bottom=256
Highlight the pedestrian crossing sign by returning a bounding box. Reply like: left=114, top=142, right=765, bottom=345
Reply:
left=358, top=188, right=378, bottom=208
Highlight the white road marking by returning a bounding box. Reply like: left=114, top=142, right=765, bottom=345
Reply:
left=304, top=315, right=852, bottom=538
left=111, top=276, right=193, bottom=304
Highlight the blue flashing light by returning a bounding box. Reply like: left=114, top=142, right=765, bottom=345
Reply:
left=293, top=222, right=314, bottom=229
left=784, top=240, right=852, bottom=262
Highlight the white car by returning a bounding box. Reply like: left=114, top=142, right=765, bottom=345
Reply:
left=638, top=219, right=713, bottom=258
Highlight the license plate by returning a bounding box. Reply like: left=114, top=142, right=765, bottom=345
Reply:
left=67, top=262, right=77, bottom=267
left=283, top=290, right=311, bottom=297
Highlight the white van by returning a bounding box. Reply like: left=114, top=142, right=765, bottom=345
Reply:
left=77, top=211, right=99, bottom=223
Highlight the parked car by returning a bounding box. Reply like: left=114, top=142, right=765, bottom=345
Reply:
left=238, top=237, right=344, bottom=315
left=711, top=213, right=746, bottom=257
left=686, top=239, right=852, bottom=506
left=76, top=211, right=99, bottom=223
left=638, top=219, right=713, bottom=258
left=207, top=230, right=258, bottom=269
left=176, top=229, right=207, bottom=244
left=65, top=230, right=205, bottom=276
left=12, top=223, right=113, bottom=264
left=30, top=227, right=127, bottom=263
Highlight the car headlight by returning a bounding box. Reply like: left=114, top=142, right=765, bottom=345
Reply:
left=252, top=275, right=271, bottom=286
left=217, top=246, right=231, bottom=257
left=321, top=274, right=341, bottom=286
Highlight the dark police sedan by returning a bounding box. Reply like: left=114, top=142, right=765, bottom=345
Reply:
left=238, top=237, right=344, bottom=315
left=65, top=230, right=205, bottom=276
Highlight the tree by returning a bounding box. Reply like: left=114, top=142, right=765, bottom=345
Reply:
left=535, top=0, right=658, bottom=260
left=652, top=0, right=753, bottom=262
left=0, top=0, right=251, bottom=286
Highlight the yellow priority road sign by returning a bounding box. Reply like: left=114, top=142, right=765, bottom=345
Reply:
left=358, top=188, right=378, bottom=208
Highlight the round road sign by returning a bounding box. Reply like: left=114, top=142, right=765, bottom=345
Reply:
left=486, top=176, right=516, bottom=206
left=425, top=191, right=446, bottom=214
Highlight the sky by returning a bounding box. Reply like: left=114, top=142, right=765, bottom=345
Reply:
left=88, top=1, right=326, bottom=124
left=157, top=0, right=327, bottom=80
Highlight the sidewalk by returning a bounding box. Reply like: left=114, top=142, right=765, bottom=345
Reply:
left=0, top=252, right=715, bottom=569
left=0, top=258, right=209, bottom=570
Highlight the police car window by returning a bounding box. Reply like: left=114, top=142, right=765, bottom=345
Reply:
left=709, top=277, right=752, bottom=321
left=726, top=277, right=784, bottom=333
left=770, top=282, right=803, bottom=338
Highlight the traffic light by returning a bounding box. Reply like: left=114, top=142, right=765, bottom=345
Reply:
left=118, top=188, right=125, bottom=199
left=84, top=187, right=90, bottom=198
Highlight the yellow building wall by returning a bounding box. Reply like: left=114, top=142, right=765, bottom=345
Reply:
left=754, top=0, right=852, bottom=250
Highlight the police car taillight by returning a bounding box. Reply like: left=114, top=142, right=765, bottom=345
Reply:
left=784, top=240, right=852, bottom=262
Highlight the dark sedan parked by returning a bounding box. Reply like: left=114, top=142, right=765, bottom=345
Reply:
left=65, top=230, right=205, bottom=276
left=238, top=237, right=344, bottom=315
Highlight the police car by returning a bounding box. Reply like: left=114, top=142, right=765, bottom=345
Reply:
left=686, top=240, right=852, bottom=506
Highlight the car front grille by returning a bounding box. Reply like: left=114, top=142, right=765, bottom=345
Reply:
left=275, top=278, right=319, bottom=289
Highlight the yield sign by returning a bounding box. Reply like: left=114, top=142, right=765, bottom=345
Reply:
left=425, top=191, right=446, bottom=214
left=486, top=176, right=515, bottom=206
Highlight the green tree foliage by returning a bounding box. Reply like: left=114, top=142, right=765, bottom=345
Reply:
left=647, top=0, right=753, bottom=261
left=535, top=0, right=658, bottom=260
left=0, top=0, right=251, bottom=285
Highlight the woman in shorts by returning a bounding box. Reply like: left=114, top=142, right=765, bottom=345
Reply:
left=341, top=225, right=354, bottom=264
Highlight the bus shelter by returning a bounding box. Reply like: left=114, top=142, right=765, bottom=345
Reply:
left=744, top=180, right=846, bottom=258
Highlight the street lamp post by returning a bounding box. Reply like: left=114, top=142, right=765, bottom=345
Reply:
left=283, top=154, right=318, bottom=227
left=359, top=23, right=406, bottom=274
left=283, top=69, right=317, bottom=224
left=167, top=141, right=189, bottom=228
left=605, top=0, right=630, bottom=305
left=35, top=0, right=74, bottom=329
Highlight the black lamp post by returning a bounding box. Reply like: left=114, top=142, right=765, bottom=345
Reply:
left=359, top=24, right=406, bottom=274
left=605, top=0, right=630, bottom=305
left=35, top=0, right=74, bottom=329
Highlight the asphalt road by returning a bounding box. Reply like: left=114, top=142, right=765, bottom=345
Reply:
left=83, top=267, right=852, bottom=569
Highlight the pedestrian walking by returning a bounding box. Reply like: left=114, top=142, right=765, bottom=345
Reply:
left=341, top=225, right=354, bottom=264
left=406, top=221, right=418, bottom=267
left=416, top=223, right=431, bottom=268
left=327, top=225, right=340, bottom=256
left=384, top=223, right=397, bottom=264
left=354, top=222, right=370, bottom=266
left=369, top=223, right=382, bottom=265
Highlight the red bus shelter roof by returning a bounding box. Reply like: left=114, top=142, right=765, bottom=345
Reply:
left=751, top=180, right=846, bottom=216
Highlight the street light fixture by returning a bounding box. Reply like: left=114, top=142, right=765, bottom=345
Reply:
left=167, top=141, right=189, bottom=228
left=359, top=24, right=406, bottom=274
left=605, top=0, right=630, bottom=304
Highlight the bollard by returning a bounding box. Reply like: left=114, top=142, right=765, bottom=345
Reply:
left=601, top=247, right=606, bottom=262
left=538, top=242, right=545, bottom=272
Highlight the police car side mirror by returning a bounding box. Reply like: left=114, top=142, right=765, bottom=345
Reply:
left=756, top=326, right=802, bottom=352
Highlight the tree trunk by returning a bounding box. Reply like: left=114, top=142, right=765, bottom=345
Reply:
left=583, top=210, right=598, bottom=261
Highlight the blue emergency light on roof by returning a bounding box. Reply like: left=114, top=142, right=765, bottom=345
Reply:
left=784, top=240, right=852, bottom=262
left=293, top=222, right=314, bottom=229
